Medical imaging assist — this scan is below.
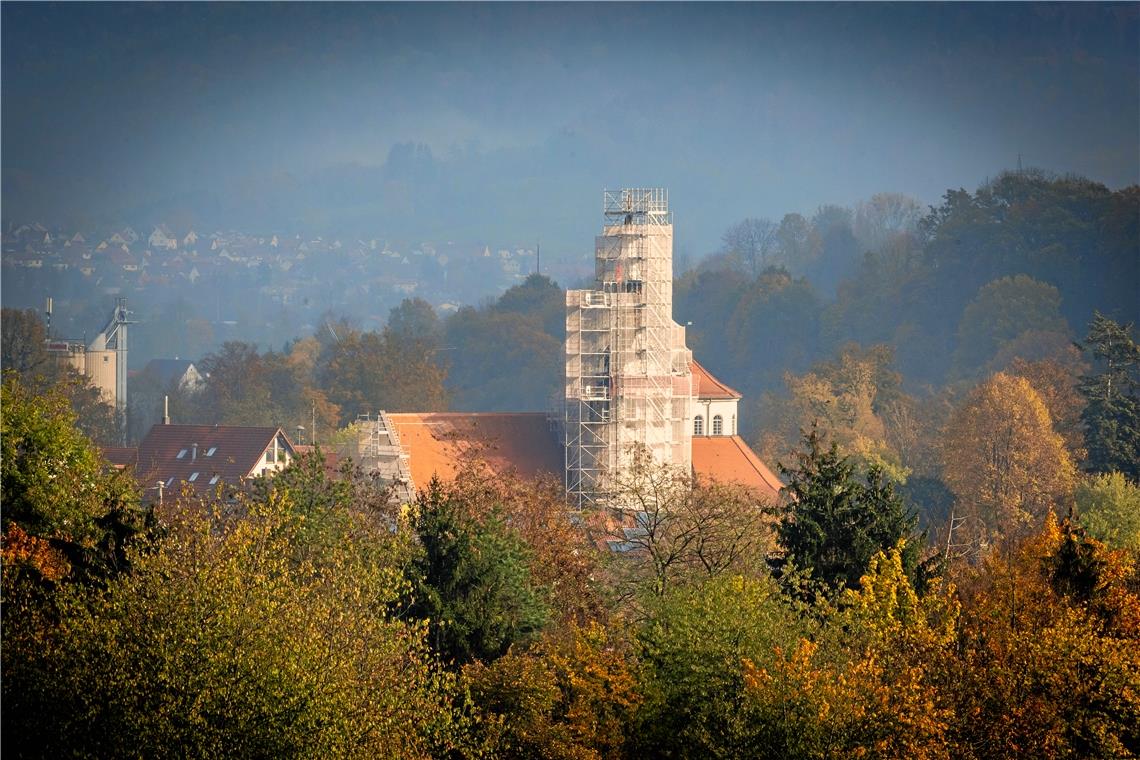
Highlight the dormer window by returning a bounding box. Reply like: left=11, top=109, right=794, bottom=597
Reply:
left=694, top=415, right=704, bottom=436
left=712, top=415, right=723, bottom=436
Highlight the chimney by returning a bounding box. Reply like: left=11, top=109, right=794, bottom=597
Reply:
left=163, top=395, right=170, bottom=425
left=192, top=443, right=198, bottom=461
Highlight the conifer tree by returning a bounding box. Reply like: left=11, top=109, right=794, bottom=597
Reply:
left=1078, top=313, right=1140, bottom=481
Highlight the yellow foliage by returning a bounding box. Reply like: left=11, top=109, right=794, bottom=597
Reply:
left=943, top=372, right=1077, bottom=541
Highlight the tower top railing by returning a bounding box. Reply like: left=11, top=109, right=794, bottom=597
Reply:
left=603, top=188, right=671, bottom=225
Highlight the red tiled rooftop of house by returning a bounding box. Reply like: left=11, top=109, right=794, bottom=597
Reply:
left=100, top=446, right=138, bottom=470
left=135, top=424, right=293, bottom=492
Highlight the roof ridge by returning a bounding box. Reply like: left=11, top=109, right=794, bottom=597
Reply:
left=690, top=359, right=743, bottom=399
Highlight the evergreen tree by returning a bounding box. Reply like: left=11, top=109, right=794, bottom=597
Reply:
left=775, top=428, right=922, bottom=595
left=408, top=479, right=549, bottom=666
left=1078, top=313, right=1140, bottom=480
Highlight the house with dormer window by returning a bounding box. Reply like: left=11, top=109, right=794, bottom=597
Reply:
left=131, top=423, right=297, bottom=502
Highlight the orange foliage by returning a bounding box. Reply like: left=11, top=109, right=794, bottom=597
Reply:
left=2, top=522, right=71, bottom=583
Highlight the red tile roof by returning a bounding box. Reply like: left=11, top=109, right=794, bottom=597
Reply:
left=692, top=435, right=783, bottom=503
left=292, top=445, right=341, bottom=477
left=135, top=424, right=294, bottom=495
left=386, top=411, right=781, bottom=505
left=387, top=412, right=563, bottom=490
left=690, top=360, right=742, bottom=400
left=100, top=446, right=138, bottom=470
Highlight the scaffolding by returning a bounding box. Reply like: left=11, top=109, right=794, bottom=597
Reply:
left=349, top=412, right=416, bottom=504
left=565, top=189, right=693, bottom=508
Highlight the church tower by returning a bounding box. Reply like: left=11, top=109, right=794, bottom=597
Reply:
left=564, top=189, right=694, bottom=507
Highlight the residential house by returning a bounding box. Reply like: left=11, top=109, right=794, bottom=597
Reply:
left=134, top=423, right=297, bottom=502
left=141, top=358, right=205, bottom=392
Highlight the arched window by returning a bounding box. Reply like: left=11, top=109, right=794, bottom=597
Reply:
left=694, top=415, right=704, bottom=436
left=712, top=415, right=724, bottom=435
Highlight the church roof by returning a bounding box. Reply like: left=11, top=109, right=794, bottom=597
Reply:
left=690, top=360, right=743, bottom=400
left=387, top=412, right=781, bottom=502
left=691, top=435, right=783, bottom=503
left=386, top=412, right=564, bottom=489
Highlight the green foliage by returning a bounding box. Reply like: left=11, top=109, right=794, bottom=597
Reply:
left=3, top=494, right=448, bottom=759
left=408, top=478, right=549, bottom=666
left=1076, top=472, right=1140, bottom=554
left=775, top=428, right=923, bottom=595
left=1, top=372, right=147, bottom=587
left=824, top=171, right=1137, bottom=385
left=1, top=308, right=121, bottom=444
left=1078, top=313, right=1140, bottom=481
left=632, top=574, right=804, bottom=758
left=444, top=306, right=562, bottom=412
left=676, top=266, right=821, bottom=406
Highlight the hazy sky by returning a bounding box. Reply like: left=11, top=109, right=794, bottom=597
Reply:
left=3, top=2, right=1137, bottom=258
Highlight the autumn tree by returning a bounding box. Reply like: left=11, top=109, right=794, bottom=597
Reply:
left=1078, top=313, right=1140, bottom=480
left=1, top=372, right=148, bottom=590
left=1, top=307, right=53, bottom=377
left=721, top=217, right=780, bottom=276
left=754, top=343, right=908, bottom=482
left=951, top=274, right=1070, bottom=377
left=463, top=621, right=640, bottom=760
left=3, top=492, right=451, bottom=759
left=741, top=544, right=957, bottom=760
left=602, top=448, right=773, bottom=603
left=775, top=212, right=820, bottom=274
left=942, top=372, right=1077, bottom=540
left=853, top=192, right=923, bottom=252
left=320, top=301, right=448, bottom=421
left=1006, top=351, right=1087, bottom=461
left=805, top=204, right=860, bottom=293
left=941, top=514, right=1140, bottom=758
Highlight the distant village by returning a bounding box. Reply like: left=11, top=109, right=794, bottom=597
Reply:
left=1, top=220, right=584, bottom=364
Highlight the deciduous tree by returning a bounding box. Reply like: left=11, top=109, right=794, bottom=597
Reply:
left=942, top=372, right=1077, bottom=540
